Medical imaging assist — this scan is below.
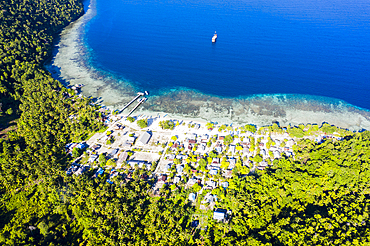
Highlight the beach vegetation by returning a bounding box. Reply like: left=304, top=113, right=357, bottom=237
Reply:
left=218, top=124, right=227, bottom=132
left=243, top=124, right=257, bottom=133
left=159, top=120, right=175, bottom=130
left=206, top=122, right=214, bottom=129
left=127, top=116, right=135, bottom=123
left=223, top=135, right=234, bottom=145
left=137, top=119, right=148, bottom=128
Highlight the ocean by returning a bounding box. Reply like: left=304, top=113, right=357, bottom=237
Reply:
left=84, top=0, right=370, bottom=109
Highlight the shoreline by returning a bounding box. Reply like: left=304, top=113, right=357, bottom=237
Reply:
left=46, top=0, right=370, bottom=131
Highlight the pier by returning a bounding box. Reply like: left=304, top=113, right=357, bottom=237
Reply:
left=119, top=91, right=148, bottom=113
left=128, top=97, right=147, bottom=116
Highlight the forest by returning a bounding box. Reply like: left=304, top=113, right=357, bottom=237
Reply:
left=1, top=0, right=370, bottom=245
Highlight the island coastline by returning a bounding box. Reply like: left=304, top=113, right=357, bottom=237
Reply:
left=46, top=0, right=370, bottom=131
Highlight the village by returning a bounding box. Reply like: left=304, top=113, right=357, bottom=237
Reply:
left=65, top=108, right=345, bottom=225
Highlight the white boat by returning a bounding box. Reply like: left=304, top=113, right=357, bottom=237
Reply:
left=212, top=32, right=217, bottom=43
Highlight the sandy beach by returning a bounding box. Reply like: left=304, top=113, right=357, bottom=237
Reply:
left=46, top=0, right=370, bottom=131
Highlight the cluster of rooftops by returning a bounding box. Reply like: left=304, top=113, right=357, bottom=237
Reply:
left=65, top=113, right=348, bottom=224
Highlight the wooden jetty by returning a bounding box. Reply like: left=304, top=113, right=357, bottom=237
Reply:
left=127, top=97, right=147, bottom=116
left=119, top=91, right=148, bottom=113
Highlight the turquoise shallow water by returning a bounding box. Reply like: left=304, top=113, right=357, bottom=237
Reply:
left=84, top=0, right=370, bottom=110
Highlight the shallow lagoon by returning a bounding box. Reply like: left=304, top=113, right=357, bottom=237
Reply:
left=47, top=0, right=370, bottom=130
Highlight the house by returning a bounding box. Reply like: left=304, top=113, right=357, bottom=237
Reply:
left=159, top=175, right=167, bottom=182
left=92, top=167, right=104, bottom=178
left=273, top=150, right=281, bottom=159
left=141, top=174, right=149, bottom=180
left=229, top=145, right=236, bottom=154
left=215, top=146, right=222, bottom=153
left=205, top=180, right=217, bottom=189
left=213, top=208, right=227, bottom=221
left=66, top=163, right=79, bottom=175
left=75, top=165, right=89, bottom=176
left=259, top=161, right=268, bottom=167
left=127, top=136, right=136, bottom=144
left=174, top=176, right=181, bottom=184
left=128, top=160, right=151, bottom=170
left=189, top=193, right=196, bottom=202
left=218, top=136, right=225, bottom=141
left=201, top=144, right=206, bottom=151
left=187, top=178, right=198, bottom=186
left=228, top=158, right=236, bottom=169
left=108, top=148, right=119, bottom=158
left=76, top=142, right=88, bottom=150
left=257, top=161, right=268, bottom=170
left=114, top=123, right=123, bottom=130
left=209, top=169, right=218, bottom=175
left=91, top=144, right=101, bottom=151
left=212, top=158, right=220, bottom=164
left=221, top=181, right=229, bottom=188
left=122, top=141, right=132, bottom=147
left=110, top=169, right=119, bottom=178
left=191, top=220, right=199, bottom=227
left=223, top=170, right=233, bottom=178
left=138, top=131, right=152, bottom=145
left=176, top=165, right=184, bottom=174
left=261, top=149, right=266, bottom=157
left=286, top=139, right=295, bottom=148
left=202, top=193, right=214, bottom=204
left=167, top=154, right=175, bottom=161
left=88, top=154, right=98, bottom=163
left=65, top=143, right=78, bottom=152
left=117, top=152, right=128, bottom=165
left=189, top=139, right=197, bottom=144
left=164, top=163, right=172, bottom=172
left=201, top=134, right=209, bottom=141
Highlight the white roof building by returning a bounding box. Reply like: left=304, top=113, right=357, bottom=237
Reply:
left=174, top=176, right=181, bottom=184
left=209, top=169, right=218, bottom=175
left=273, top=150, right=281, bottom=159
left=138, top=131, right=152, bottom=145
left=88, top=155, right=98, bottom=163
left=213, top=208, right=227, bottom=221
left=202, top=193, right=214, bottom=204
left=229, top=145, right=236, bottom=154
left=189, top=193, right=197, bottom=202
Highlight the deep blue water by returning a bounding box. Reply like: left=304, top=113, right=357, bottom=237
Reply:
left=85, top=0, right=370, bottom=110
